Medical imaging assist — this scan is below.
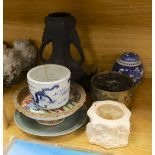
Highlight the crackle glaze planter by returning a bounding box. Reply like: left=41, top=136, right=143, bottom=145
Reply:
left=27, top=64, right=71, bottom=110
left=112, top=52, right=144, bottom=84
left=86, top=100, right=131, bottom=149
left=91, top=71, right=134, bottom=107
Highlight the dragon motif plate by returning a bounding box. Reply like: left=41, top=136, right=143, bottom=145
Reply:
left=15, top=83, right=86, bottom=121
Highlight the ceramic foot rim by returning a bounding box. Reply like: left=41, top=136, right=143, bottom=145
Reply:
left=37, top=119, right=65, bottom=126
left=14, top=105, right=87, bottom=137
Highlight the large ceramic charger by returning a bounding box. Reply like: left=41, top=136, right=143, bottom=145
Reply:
left=15, top=83, right=86, bottom=125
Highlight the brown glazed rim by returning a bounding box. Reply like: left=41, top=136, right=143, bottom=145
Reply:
left=48, top=12, right=71, bottom=18
left=46, top=12, right=75, bottom=21
left=91, top=71, right=134, bottom=93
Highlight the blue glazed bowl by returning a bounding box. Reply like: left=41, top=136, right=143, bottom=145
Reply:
left=112, top=52, right=144, bottom=84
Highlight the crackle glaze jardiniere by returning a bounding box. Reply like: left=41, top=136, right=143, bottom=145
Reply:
left=91, top=71, right=134, bottom=107
left=112, top=52, right=144, bottom=84
left=27, top=64, right=71, bottom=110
left=86, top=100, right=131, bottom=149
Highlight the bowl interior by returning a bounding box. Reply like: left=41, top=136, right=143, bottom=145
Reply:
left=92, top=72, right=133, bottom=92
left=28, top=65, right=70, bottom=83
left=96, top=104, right=124, bottom=120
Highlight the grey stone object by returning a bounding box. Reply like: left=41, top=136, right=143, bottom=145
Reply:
left=3, top=40, right=37, bottom=87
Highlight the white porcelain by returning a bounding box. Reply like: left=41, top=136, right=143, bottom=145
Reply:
left=86, top=100, right=131, bottom=149
left=27, top=64, right=71, bottom=110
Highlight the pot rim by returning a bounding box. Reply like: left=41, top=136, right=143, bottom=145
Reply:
left=46, top=12, right=75, bottom=21
left=87, top=100, right=131, bottom=125
left=27, top=64, right=71, bottom=85
left=91, top=71, right=134, bottom=93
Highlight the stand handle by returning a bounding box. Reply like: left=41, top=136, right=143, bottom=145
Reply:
left=70, top=29, right=85, bottom=65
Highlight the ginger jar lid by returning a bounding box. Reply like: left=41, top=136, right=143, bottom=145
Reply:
left=117, top=52, right=142, bottom=67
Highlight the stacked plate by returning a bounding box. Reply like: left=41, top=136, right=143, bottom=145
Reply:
left=14, top=83, right=87, bottom=136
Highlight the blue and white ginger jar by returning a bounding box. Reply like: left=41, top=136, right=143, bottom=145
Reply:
left=112, top=52, right=144, bottom=84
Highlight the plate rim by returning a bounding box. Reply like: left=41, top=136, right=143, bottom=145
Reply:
left=14, top=82, right=86, bottom=121
left=14, top=105, right=87, bottom=137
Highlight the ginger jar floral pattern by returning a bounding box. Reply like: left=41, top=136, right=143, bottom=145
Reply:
left=112, top=52, right=144, bottom=84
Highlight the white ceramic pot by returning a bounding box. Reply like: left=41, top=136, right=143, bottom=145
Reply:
left=86, top=100, right=131, bottom=149
left=27, top=64, right=71, bottom=110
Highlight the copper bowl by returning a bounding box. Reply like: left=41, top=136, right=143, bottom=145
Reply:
left=91, top=71, right=134, bottom=107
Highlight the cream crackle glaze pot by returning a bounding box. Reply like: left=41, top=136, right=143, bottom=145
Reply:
left=27, top=64, right=71, bottom=110
left=86, top=100, right=131, bottom=149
